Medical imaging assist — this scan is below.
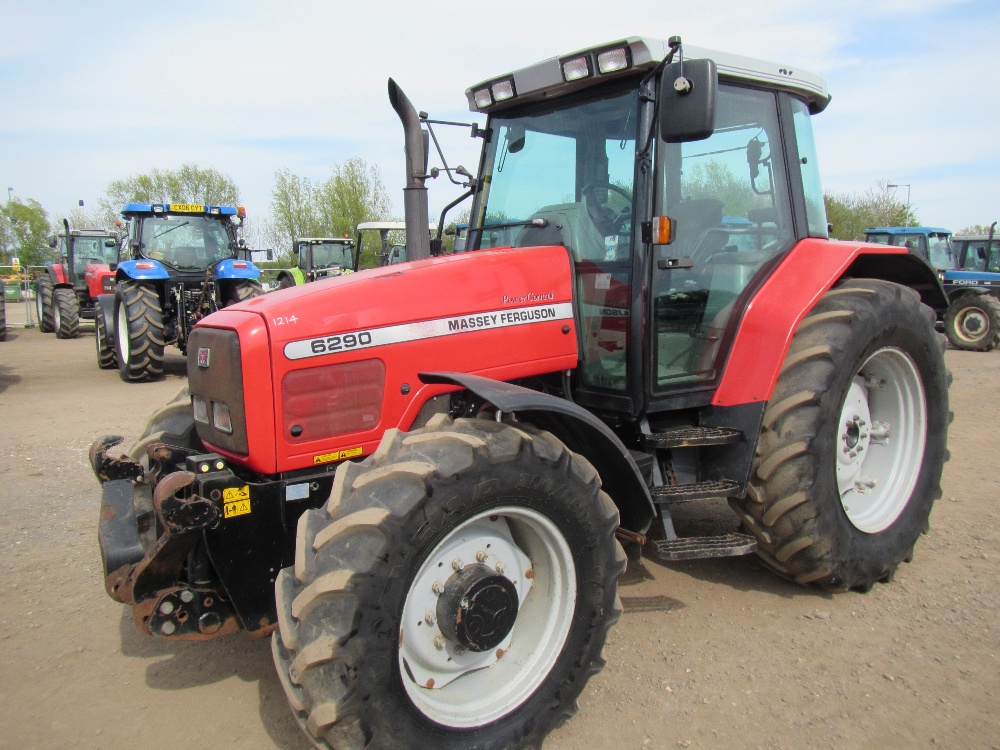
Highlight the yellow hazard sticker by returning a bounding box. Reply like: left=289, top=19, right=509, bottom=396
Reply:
left=313, top=446, right=363, bottom=465
left=223, top=485, right=251, bottom=518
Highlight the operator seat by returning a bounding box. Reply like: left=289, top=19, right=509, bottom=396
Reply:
left=514, top=203, right=607, bottom=261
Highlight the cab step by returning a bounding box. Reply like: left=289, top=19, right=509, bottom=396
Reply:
left=652, top=478, right=740, bottom=504
left=654, top=532, right=757, bottom=561
left=648, top=426, right=741, bottom=448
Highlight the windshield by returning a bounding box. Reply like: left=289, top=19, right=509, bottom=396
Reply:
left=927, top=233, right=957, bottom=270
left=71, top=236, right=117, bottom=266
left=304, top=241, right=353, bottom=269
left=476, top=83, right=638, bottom=262
left=140, top=215, right=235, bottom=271
left=958, top=239, right=1000, bottom=272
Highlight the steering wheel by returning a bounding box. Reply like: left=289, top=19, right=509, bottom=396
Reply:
left=581, top=182, right=633, bottom=236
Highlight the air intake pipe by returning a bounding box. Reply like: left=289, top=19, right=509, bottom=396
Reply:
left=388, top=78, right=431, bottom=261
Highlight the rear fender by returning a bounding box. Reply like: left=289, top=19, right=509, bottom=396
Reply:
left=713, top=240, right=946, bottom=407
left=117, top=259, right=170, bottom=281
left=215, top=258, right=261, bottom=280
left=420, top=371, right=656, bottom=534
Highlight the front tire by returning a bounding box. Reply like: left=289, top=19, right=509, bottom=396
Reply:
left=53, top=287, right=80, bottom=339
left=732, top=280, right=949, bottom=590
left=273, top=414, right=625, bottom=750
left=115, top=281, right=165, bottom=382
left=35, top=275, right=54, bottom=333
left=944, top=292, right=1000, bottom=351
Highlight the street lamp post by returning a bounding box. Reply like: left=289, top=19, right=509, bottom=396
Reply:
left=887, top=183, right=911, bottom=213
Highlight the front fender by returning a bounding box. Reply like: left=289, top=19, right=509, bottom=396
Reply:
left=419, top=371, right=655, bottom=534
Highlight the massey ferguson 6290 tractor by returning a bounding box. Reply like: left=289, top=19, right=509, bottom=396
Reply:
left=91, top=37, right=950, bottom=750
left=95, top=203, right=264, bottom=381
left=36, top=221, right=119, bottom=339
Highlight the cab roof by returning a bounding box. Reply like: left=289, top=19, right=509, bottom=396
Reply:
left=466, top=36, right=831, bottom=115
left=121, top=203, right=239, bottom=217
left=866, top=227, right=951, bottom=236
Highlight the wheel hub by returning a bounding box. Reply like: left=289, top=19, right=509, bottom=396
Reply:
left=959, top=308, right=987, bottom=338
left=436, top=563, right=519, bottom=652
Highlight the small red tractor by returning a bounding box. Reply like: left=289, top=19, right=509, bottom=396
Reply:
left=91, top=36, right=949, bottom=749
left=36, top=220, right=119, bottom=338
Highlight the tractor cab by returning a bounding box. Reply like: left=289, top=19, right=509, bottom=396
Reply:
left=465, top=38, right=831, bottom=408
left=951, top=231, right=1000, bottom=272
left=123, top=203, right=245, bottom=274
left=865, top=227, right=957, bottom=271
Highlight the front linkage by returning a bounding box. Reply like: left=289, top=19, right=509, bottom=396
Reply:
left=89, top=435, right=309, bottom=641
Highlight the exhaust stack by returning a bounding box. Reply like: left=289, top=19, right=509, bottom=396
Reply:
left=388, top=78, right=431, bottom=261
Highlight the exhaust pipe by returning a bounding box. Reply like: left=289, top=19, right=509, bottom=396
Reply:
left=388, top=78, right=431, bottom=261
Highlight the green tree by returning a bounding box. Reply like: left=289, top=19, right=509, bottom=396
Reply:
left=824, top=180, right=917, bottom=241
left=957, top=223, right=997, bottom=236
left=1, top=198, right=53, bottom=267
left=99, top=164, right=241, bottom=219
left=264, top=158, right=393, bottom=257
left=684, top=161, right=769, bottom=218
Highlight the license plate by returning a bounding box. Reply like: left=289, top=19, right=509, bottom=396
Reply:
left=170, top=203, right=204, bottom=213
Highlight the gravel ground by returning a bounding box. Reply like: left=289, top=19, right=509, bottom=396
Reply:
left=0, top=319, right=997, bottom=750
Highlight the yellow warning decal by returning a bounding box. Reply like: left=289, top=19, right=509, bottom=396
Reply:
left=223, top=485, right=251, bottom=518
left=313, top=446, right=364, bottom=465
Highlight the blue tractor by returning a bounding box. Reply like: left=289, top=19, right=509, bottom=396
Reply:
left=864, top=226, right=1000, bottom=350
left=97, top=203, right=264, bottom=381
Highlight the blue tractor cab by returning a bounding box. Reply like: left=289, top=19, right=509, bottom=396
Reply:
left=97, top=202, right=264, bottom=380
left=867, top=225, right=1000, bottom=350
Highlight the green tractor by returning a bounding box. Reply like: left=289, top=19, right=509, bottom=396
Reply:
left=273, top=237, right=356, bottom=289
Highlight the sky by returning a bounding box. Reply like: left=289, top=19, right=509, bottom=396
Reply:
left=1, top=0, right=998, bottom=239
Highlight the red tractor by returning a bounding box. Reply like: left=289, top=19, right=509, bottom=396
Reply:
left=91, top=36, right=949, bottom=750
left=37, top=220, right=118, bottom=338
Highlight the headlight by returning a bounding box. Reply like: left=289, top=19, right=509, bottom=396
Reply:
left=212, top=401, right=233, bottom=434
left=192, top=395, right=209, bottom=424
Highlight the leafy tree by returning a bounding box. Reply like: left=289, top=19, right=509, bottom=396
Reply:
left=99, top=164, right=241, bottom=219
left=264, top=158, right=393, bottom=260
left=1, top=198, right=53, bottom=267
left=683, top=161, right=770, bottom=218
left=957, top=223, right=998, bottom=236
left=824, top=180, right=917, bottom=241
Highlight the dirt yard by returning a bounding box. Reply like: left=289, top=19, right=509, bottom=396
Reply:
left=1, top=312, right=998, bottom=750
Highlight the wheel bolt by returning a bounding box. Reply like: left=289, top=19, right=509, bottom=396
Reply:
left=160, top=601, right=175, bottom=615
left=434, top=636, right=445, bottom=650
left=180, top=590, right=194, bottom=603
left=451, top=558, right=463, bottom=571
left=460, top=597, right=470, bottom=610
left=431, top=581, right=443, bottom=595
left=161, top=621, right=176, bottom=635
left=476, top=551, right=488, bottom=563
left=424, top=611, right=436, bottom=625
left=495, top=561, right=506, bottom=574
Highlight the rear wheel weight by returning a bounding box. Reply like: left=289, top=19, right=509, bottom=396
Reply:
left=736, top=279, right=949, bottom=590
left=273, top=415, right=625, bottom=750
left=115, top=281, right=165, bottom=382
left=53, top=287, right=80, bottom=339
left=944, top=292, right=1000, bottom=351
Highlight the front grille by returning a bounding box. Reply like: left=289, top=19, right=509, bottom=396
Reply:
left=187, top=327, right=248, bottom=454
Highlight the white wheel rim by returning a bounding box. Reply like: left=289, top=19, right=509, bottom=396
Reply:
left=836, top=347, right=927, bottom=533
left=116, top=305, right=130, bottom=363
left=36, top=290, right=43, bottom=320
left=955, top=305, right=989, bottom=343
left=53, top=298, right=61, bottom=331
left=399, top=506, right=576, bottom=727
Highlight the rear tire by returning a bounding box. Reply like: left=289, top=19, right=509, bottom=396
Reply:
left=732, top=280, right=949, bottom=590
left=0, top=297, right=6, bottom=341
left=35, top=275, right=54, bottom=333
left=944, top=292, right=1000, bottom=351
left=115, top=281, right=165, bottom=382
left=95, top=307, right=115, bottom=369
left=224, top=280, right=264, bottom=306
left=53, top=287, right=80, bottom=339
left=273, top=414, right=625, bottom=750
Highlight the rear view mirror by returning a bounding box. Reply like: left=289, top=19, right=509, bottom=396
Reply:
left=659, top=58, right=718, bottom=143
